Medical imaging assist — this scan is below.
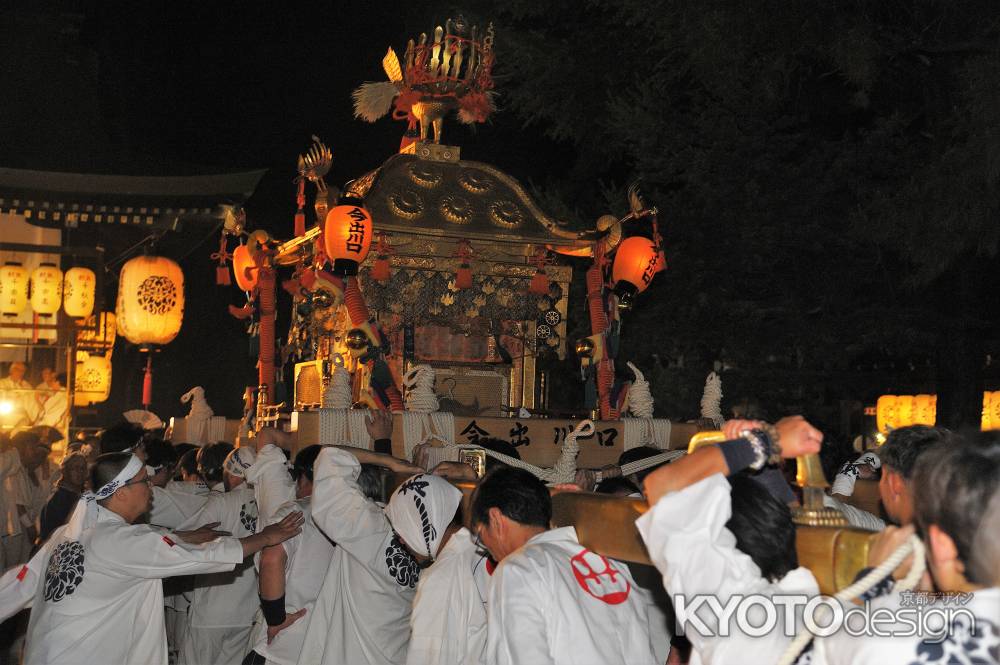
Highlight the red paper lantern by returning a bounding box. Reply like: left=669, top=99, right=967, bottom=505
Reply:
left=232, top=244, right=259, bottom=292
left=325, top=202, right=373, bottom=276
left=611, top=236, right=659, bottom=309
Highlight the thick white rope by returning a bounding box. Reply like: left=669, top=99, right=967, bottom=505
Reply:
left=404, top=365, right=439, bottom=413
left=472, top=419, right=593, bottom=485
left=623, top=418, right=673, bottom=452
left=618, top=449, right=686, bottom=476
left=322, top=362, right=353, bottom=410
left=402, top=365, right=450, bottom=459
left=700, top=371, right=724, bottom=427
left=626, top=362, right=654, bottom=418
left=777, top=535, right=926, bottom=665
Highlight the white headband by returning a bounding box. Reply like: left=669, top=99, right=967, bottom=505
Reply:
left=93, top=455, right=144, bottom=500
left=385, top=474, right=463, bottom=560
left=224, top=447, right=256, bottom=479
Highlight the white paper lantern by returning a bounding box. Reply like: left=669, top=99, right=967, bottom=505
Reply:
left=0, top=262, right=29, bottom=316
left=63, top=267, right=96, bottom=318
left=115, top=256, right=185, bottom=346
left=30, top=263, right=63, bottom=316
left=74, top=352, right=112, bottom=406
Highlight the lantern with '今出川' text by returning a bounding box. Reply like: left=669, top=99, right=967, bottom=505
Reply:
left=30, top=263, right=63, bottom=316
left=611, top=236, right=659, bottom=310
left=115, top=255, right=185, bottom=346
left=0, top=262, right=29, bottom=316
left=324, top=201, right=373, bottom=276
left=63, top=267, right=96, bottom=318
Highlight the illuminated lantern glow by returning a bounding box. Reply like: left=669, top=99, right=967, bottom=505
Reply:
left=63, top=267, right=96, bottom=318
left=30, top=263, right=63, bottom=316
left=913, top=394, right=936, bottom=425
left=73, top=352, right=112, bottom=406
left=0, top=262, right=29, bottom=316
left=324, top=201, right=373, bottom=276
left=77, top=312, right=117, bottom=356
left=115, top=255, right=185, bottom=346
left=232, top=244, right=259, bottom=292
left=876, top=395, right=898, bottom=433
left=895, top=395, right=914, bottom=430
left=611, top=237, right=659, bottom=309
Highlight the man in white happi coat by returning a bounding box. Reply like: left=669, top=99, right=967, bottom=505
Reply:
left=472, top=466, right=663, bottom=665
left=0, top=362, right=38, bottom=427
left=812, top=434, right=1000, bottom=665
left=404, top=462, right=491, bottom=665
left=178, top=444, right=260, bottom=665
left=296, top=444, right=443, bottom=665
left=0, top=451, right=303, bottom=665
left=636, top=417, right=823, bottom=665
left=240, top=435, right=336, bottom=665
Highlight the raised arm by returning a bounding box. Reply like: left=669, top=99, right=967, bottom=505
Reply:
left=247, top=442, right=298, bottom=526
left=309, top=447, right=406, bottom=548
left=642, top=416, right=822, bottom=504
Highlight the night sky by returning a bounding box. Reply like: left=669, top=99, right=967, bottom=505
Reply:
left=1, top=1, right=573, bottom=424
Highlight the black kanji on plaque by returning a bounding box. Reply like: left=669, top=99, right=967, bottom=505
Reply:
left=509, top=422, right=530, bottom=447
left=460, top=420, right=490, bottom=443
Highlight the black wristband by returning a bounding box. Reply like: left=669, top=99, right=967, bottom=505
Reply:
left=260, top=594, right=286, bottom=627
left=718, top=438, right=757, bottom=474
left=373, top=438, right=391, bottom=455
left=852, top=567, right=896, bottom=601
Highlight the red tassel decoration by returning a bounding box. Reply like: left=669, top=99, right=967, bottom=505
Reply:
left=456, top=264, right=473, bottom=289
left=528, top=248, right=550, bottom=295
left=455, top=239, right=474, bottom=289
left=142, top=354, right=154, bottom=409
left=211, top=233, right=233, bottom=285
left=372, top=232, right=392, bottom=282
left=294, top=179, right=306, bottom=237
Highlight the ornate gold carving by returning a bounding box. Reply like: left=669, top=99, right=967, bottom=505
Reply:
left=489, top=200, right=523, bottom=229
left=345, top=170, right=378, bottom=198
left=440, top=195, right=473, bottom=224
left=458, top=171, right=494, bottom=194
left=403, top=142, right=461, bottom=163
left=407, top=162, right=444, bottom=189
left=388, top=189, right=425, bottom=220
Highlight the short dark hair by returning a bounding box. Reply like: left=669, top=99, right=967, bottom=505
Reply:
left=878, top=425, right=953, bottom=479
left=144, top=438, right=177, bottom=470
left=99, top=422, right=144, bottom=455
left=476, top=437, right=521, bottom=473
left=198, top=442, right=234, bottom=485
left=913, top=432, right=1000, bottom=586
left=91, top=452, right=133, bottom=494
left=617, top=446, right=664, bottom=483
left=727, top=474, right=798, bottom=582
left=177, top=449, right=200, bottom=478
left=594, top=476, right=640, bottom=496
left=11, top=431, right=41, bottom=451
left=292, top=445, right=322, bottom=483
left=470, top=466, right=551, bottom=529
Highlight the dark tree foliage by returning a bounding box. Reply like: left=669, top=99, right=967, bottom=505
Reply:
left=464, top=0, right=1000, bottom=431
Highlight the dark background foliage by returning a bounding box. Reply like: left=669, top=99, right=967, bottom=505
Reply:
left=1, top=1, right=997, bottom=439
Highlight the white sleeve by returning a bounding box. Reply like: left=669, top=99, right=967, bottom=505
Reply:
left=92, top=524, right=244, bottom=579
left=0, top=524, right=63, bottom=621
left=486, top=559, right=553, bottom=665
left=149, top=485, right=209, bottom=530
left=246, top=444, right=297, bottom=526
left=175, top=495, right=222, bottom=532
left=310, top=447, right=389, bottom=550
left=636, top=474, right=787, bottom=665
